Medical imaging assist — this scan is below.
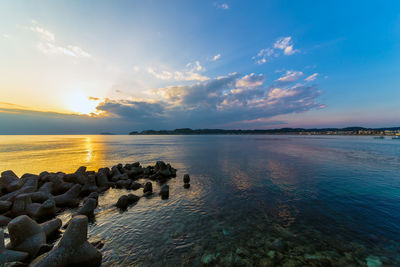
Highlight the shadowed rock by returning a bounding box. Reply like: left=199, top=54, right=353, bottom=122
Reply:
left=81, top=175, right=99, bottom=195
left=95, top=171, right=109, bottom=192
left=116, top=179, right=131, bottom=189
left=184, top=183, right=190, bottom=189
left=0, top=229, right=28, bottom=264
left=40, top=218, right=62, bottom=239
left=29, top=215, right=102, bottom=267
left=0, top=175, right=39, bottom=202
left=160, top=184, right=169, bottom=200
left=0, top=171, right=22, bottom=193
left=183, top=174, right=190, bottom=184
left=86, top=192, right=99, bottom=206
left=6, top=215, right=46, bottom=259
left=116, top=194, right=139, bottom=210
left=0, top=200, right=12, bottom=213
left=53, top=184, right=81, bottom=207
left=8, top=194, right=32, bottom=218
left=49, top=174, right=73, bottom=195
left=27, top=199, right=56, bottom=221
left=143, top=182, right=152, bottom=194
left=130, top=182, right=142, bottom=190
left=0, top=214, right=11, bottom=226
left=77, top=198, right=97, bottom=217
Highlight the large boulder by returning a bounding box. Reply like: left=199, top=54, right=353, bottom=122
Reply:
left=0, top=171, right=22, bottom=193
left=6, top=215, right=46, bottom=259
left=29, top=215, right=102, bottom=267
left=53, top=184, right=81, bottom=207
left=0, top=229, right=28, bottom=264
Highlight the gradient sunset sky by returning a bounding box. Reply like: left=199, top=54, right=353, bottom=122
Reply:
left=1, top=0, right=399, bottom=134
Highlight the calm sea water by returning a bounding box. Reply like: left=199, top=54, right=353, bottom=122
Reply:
left=1, top=135, right=400, bottom=266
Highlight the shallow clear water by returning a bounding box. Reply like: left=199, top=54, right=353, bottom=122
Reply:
left=1, top=135, right=400, bottom=266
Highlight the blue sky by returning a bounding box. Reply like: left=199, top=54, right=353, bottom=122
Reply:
left=0, top=0, right=399, bottom=134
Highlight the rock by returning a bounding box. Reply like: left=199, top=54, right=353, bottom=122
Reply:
left=127, top=194, right=140, bottom=204
left=48, top=174, right=73, bottom=195
left=0, top=214, right=11, bottom=226
left=37, top=182, right=54, bottom=196
left=116, top=195, right=129, bottom=210
left=25, top=192, right=49, bottom=203
left=0, top=185, right=36, bottom=202
left=127, top=167, right=143, bottom=179
left=62, top=173, right=78, bottom=184
left=81, top=175, right=99, bottom=195
left=110, top=166, right=122, bottom=182
left=160, top=184, right=169, bottom=199
left=86, top=192, right=99, bottom=206
left=0, top=229, right=28, bottom=264
left=8, top=194, right=32, bottom=218
left=130, top=182, right=141, bottom=190
left=183, top=174, right=190, bottom=184
left=77, top=198, right=97, bottom=217
left=0, top=171, right=22, bottom=193
left=95, top=171, right=109, bottom=192
left=75, top=166, right=87, bottom=175
left=28, top=199, right=56, bottom=221
left=29, top=215, right=102, bottom=267
left=40, top=218, right=62, bottom=239
left=6, top=215, right=46, bottom=259
left=143, top=182, right=152, bottom=194
left=183, top=183, right=190, bottom=189
left=53, top=184, right=81, bottom=207
left=116, top=179, right=131, bottom=189
left=0, top=200, right=12, bottom=213
left=116, top=194, right=139, bottom=210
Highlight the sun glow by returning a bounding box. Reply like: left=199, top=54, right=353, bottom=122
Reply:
left=66, top=91, right=101, bottom=115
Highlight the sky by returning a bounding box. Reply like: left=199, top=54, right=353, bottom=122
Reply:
left=0, top=0, right=399, bottom=134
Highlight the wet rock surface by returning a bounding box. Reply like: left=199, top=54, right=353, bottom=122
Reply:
left=0, top=161, right=186, bottom=265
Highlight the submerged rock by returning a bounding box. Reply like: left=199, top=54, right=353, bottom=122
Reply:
left=6, top=215, right=46, bottom=259
left=0, top=229, right=28, bottom=265
left=160, top=184, right=169, bottom=199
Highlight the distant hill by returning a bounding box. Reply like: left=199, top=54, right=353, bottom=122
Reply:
left=129, top=127, right=400, bottom=135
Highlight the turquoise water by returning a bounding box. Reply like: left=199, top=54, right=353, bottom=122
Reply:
left=1, top=135, right=400, bottom=266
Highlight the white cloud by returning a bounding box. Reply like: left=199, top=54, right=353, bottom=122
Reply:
left=305, top=73, right=319, bottom=82
left=236, top=73, right=265, bottom=88
left=215, top=3, right=229, bottom=9
left=2, top=34, right=10, bottom=39
left=28, top=21, right=91, bottom=58
left=276, top=70, right=303, bottom=82
left=253, top=36, right=299, bottom=64
left=211, top=54, right=221, bottom=61
left=147, top=67, right=173, bottom=80
left=30, top=26, right=55, bottom=42
left=148, top=61, right=209, bottom=82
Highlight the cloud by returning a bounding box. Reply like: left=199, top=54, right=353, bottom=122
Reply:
left=215, top=2, right=229, bottom=9
left=28, top=21, right=91, bottom=58
left=276, top=70, right=303, bottom=83
left=253, top=36, right=299, bottom=64
left=305, top=73, right=319, bottom=82
left=235, top=73, right=265, bottom=88
left=211, top=53, right=221, bottom=61
left=147, top=61, right=209, bottom=82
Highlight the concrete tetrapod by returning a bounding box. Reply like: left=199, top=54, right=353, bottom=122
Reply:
left=0, top=229, right=28, bottom=264
left=29, top=215, right=102, bottom=267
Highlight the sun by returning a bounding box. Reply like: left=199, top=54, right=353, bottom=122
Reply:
left=66, top=91, right=101, bottom=116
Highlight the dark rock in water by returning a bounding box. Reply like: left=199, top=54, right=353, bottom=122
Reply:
left=127, top=194, right=140, bottom=203
left=86, top=192, right=99, bottom=206
left=53, top=184, right=81, bottom=207
left=160, top=184, right=169, bottom=199
left=90, top=239, right=105, bottom=250
left=116, top=194, right=139, bottom=210
left=95, top=171, right=109, bottom=192
left=184, top=183, right=190, bottom=189
left=116, top=195, right=129, bottom=210
left=0, top=229, right=28, bottom=265
left=0, top=200, right=12, bottom=213
left=116, top=179, right=131, bottom=189
left=0, top=170, right=22, bottom=193
left=183, top=174, right=190, bottom=184
left=130, top=182, right=141, bottom=190
left=75, top=166, right=87, bottom=175
left=143, top=182, right=153, bottom=194
left=40, top=218, right=62, bottom=239
left=0, top=215, right=11, bottom=226
left=77, top=198, right=97, bottom=217
left=29, top=215, right=102, bottom=267
left=6, top=215, right=46, bottom=260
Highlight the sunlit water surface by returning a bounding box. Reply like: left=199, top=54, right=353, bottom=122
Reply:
left=1, top=135, right=400, bottom=266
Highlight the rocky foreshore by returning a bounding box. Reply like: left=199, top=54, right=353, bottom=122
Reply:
left=0, top=161, right=189, bottom=266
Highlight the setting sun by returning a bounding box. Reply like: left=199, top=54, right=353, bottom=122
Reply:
left=66, top=91, right=100, bottom=115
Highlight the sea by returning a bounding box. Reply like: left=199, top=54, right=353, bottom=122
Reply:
left=0, top=135, right=399, bottom=266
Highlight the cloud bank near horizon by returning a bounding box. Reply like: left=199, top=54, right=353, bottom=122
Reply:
left=0, top=72, right=324, bottom=134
